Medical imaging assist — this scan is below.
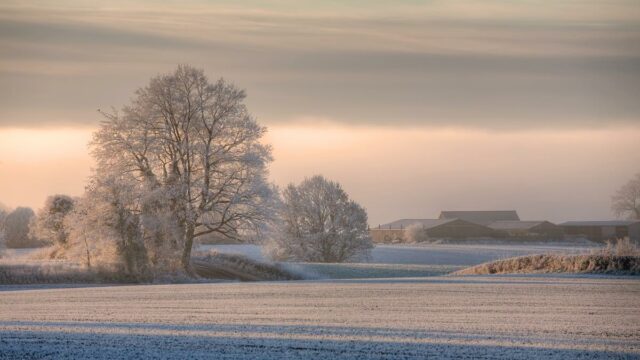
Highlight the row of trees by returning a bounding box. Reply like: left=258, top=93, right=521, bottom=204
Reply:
left=0, top=66, right=372, bottom=278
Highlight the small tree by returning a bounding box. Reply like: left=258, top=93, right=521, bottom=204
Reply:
left=612, top=172, right=640, bottom=220
left=65, top=172, right=150, bottom=276
left=30, top=194, right=75, bottom=246
left=266, top=175, right=372, bottom=263
left=4, top=207, right=37, bottom=248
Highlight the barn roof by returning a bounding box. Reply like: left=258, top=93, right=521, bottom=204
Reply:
left=560, top=220, right=640, bottom=227
left=488, top=220, right=552, bottom=230
left=439, top=210, right=520, bottom=225
left=379, top=218, right=456, bottom=230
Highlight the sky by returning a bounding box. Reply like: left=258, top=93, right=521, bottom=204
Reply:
left=0, top=0, right=639, bottom=225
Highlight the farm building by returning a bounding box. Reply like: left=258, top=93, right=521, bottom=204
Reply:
left=559, top=220, right=640, bottom=243
left=370, top=218, right=502, bottom=243
left=439, top=210, right=520, bottom=225
left=488, top=221, right=564, bottom=239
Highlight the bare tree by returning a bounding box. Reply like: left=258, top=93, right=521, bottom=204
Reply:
left=91, top=65, right=276, bottom=273
left=266, top=175, right=372, bottom=263
left=30, top=194, right=75, bottom=246
left=612, top=172, right=640, bottom=220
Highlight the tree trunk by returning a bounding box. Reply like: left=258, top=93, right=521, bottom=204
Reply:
left=181, top=224, right=195, bottom=274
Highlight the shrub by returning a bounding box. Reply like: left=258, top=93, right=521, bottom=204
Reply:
left=455, top=253, right=640, bottom=275
left=600, top=237, right=639, bottom=256
left=405, top=223, right=430, bottom=243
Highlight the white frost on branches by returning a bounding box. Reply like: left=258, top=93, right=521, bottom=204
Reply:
left=265, top=175, right=372, bottom=263
left=68, top=65, right=277, bottom=275
left=612, top=172, right=640, bottom=220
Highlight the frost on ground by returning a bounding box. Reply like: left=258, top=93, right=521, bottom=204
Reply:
left=1, top=276, right=638, bottom=359
left=196, top=243, right=599, bottom=279
left=2, top=244, right=600, bottom=282
left=200, top=243, right=598, bottom=266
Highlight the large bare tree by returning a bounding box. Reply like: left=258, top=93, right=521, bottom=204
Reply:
left=92, top=65, right=276, bottom=273
left=612, top=172, right=640, bottom=220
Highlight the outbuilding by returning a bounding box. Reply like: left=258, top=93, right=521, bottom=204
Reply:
left=370, top=218, right=502, bottom=243
left=438, top=210, right=520, bottom=225
left=488, top=220, right=564, bottom=239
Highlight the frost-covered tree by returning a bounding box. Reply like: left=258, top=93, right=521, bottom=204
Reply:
left=30, top=194, right=75, bottom=246
left=91, top=65, right=276, bottom=273
left=612, top=172, right=640, bottom=220
left=266, top=175, right=372, bottom=263
left=4, top=207, right=37, bottom=248
left=405, top=223, right=430, bottom=243
left=65, top=173, right=148, bottom=275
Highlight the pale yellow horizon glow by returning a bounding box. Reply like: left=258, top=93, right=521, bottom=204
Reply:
left=1, top=124, right=639, bottom=225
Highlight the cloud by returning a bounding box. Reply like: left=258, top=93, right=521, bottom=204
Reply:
left=0, top=0, right=639, bottom=129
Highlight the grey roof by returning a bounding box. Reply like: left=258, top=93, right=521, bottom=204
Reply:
left=560, top=220, right=640, bottom=227
left=488, top=220, right=551, bottom=230
left=379, top=218, right=456, bottom=230
left=439, top=210, right=520, bottom=225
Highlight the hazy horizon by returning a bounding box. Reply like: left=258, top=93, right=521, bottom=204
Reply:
left=2, top=124, right=639, bottom=225
left=1, top=0, right=639, bottom=225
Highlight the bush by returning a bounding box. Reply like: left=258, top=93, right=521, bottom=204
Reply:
left=405, top=223, right=430, bottom=243
left=599, top=237, right=639, bottom=257
left=455, top=253, right=640, bottom=275
left=191, top=251, right=304, bottom=281
left=0, top=263, right=150, bottom=285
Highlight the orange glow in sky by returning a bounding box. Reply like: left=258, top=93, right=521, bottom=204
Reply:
left=2, top=125, right=639, bottom=225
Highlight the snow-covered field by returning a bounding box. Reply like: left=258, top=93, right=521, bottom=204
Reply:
left=1, top=276, right=638, bottom=359
left=201, top=243, right=597, bottom=265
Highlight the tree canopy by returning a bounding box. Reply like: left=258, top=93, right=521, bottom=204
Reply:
left=266, top=175, right=372, bottom=263
left=81, top=65, right=276, bottom=274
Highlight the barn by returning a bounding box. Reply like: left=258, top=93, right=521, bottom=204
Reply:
left=559, top=220, right=640, bottom=243
left=438, top=210, right=520, bottom=225
left=370, top=218, right=502, bottom=243
left=488, top=220, right=564, bottom=239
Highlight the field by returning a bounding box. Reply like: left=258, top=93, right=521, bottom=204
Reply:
left=3, top=243, right=638, bottom=359
left=1, top=276, right=639, bottom=359
left=200, top=243, right=597, bottom=278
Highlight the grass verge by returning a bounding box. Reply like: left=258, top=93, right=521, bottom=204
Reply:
left=454, top=254, right=640, bottom=275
